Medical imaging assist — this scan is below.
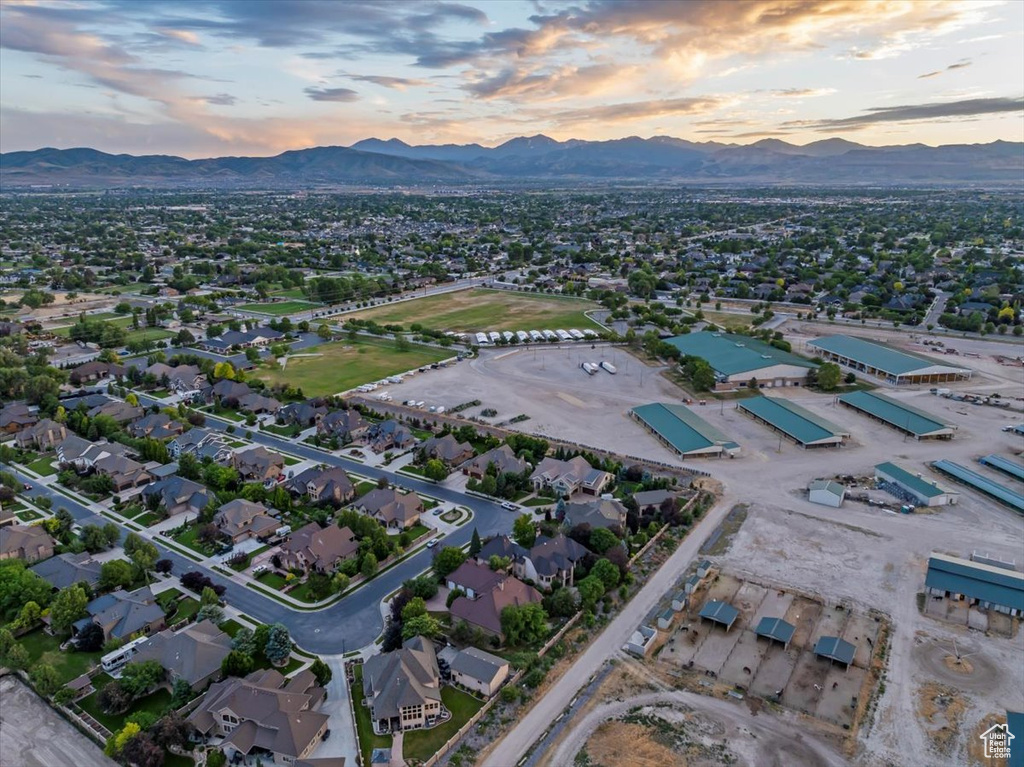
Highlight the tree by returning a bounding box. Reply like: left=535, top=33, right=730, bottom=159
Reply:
left=500, top=603, right=548, bottom=646
left=576, top=576, right=605, bottom=610
left=480, top=474, right=497, bottom=496
left=546, top=587, right=579, bottom=618
left=591, top=558, right=621, bottom=590
left=81, top=524, right=112, bottom=553
left=361, top=552, right=378, bottom=579
left=310, top=658, right=333, bottom=686
left=221, top=650, right=255, bottom=677
left=0, top=628, right=14, bottom=661
left=154, top=558, right=173, bottom=575
left=401, top=596, right=427, bottom=623
left=424, top=458, right=448, bottom=482
left=120, top=660, right=164, bottom=697
left=232, top=628, right=257, bottom=656
left=100, top=559, right=135, bottom=591
left=817, top=362, right=842, bottom=391
left=105, top=722, right=141, bottom=758
left=588, top=527, right=618, bottom=555
left=30, top=663, right=61, bottom=697
left=76, top=622, right=106, bottom=652
left=512, top=514, right=536, bottom=548
left=468, top=529, right=483, bottom=558
left=123, top=533, right=158, bottom=582
left=0, top=561, right=52, bottom=621
left=169, top=678, right=193, bottom=708
left=49, top=584, right=89, bottom=635
left=402, top=576, right=438, bottom=600
left=433, top=546, right=467, bottom=579
left=394, top=333, right=410, bottom=352
left=207, top=749, right=227, bottom=767
left=4, top=642, right=29, bottom=671
left=197, top=602, right=224, bottom=624
left=402, top=613, right=442, bottom=640
left=317, top=323, right=332, bottom=340
left=11, top=600, right=42, bottom=631
left=264, top=623, right=292, bottom=665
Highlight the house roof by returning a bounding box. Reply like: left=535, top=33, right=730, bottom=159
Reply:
left=357, top=488, right=423, bottom=523
left=0, top=524, right=55, bottom=560
left=931, top=460, right=1024, bottom=512
left=449, top=576, right=542, bottom=635
left=527, top=534, right=590, bottom=577
left=144, top=475, right=212, bottom=511
left=698, top=600, right=739, bottom=628
left=465, top=445, right=528, bottom=476
left=564, top=498, right=627, bottom=531
left=814, top=636, right=856, bottom=665
left=666, top=332, right=816, bottom=376
left=30, top=551, right=102, bottom=590
left=363, top=636, right=441, bottom=721
left=979, top=454, right=1024, bottom=483
left=84, top=585, right=164, bottom=640
left=133, top=619, right=232, bottom=685
left=477, top=535, right=527, bottom=563
left=448, top=560, right=504, bottom=594
left=421, top=434, right=473, bottom=464
left=449, top=647, right=508, bottom=685
left=808, top=479, right=846, bottom=498
left=925, top=553, right=1024, bottom=612
left=281, top=523, right=358, bottom=569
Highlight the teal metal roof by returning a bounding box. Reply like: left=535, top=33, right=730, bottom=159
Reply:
left=632, top=402, right=737, bottom=456
left=838, top=390, right=951, bottom=437
left=754, top=617, right=795, bottom=644
left=925, top=553, right=1024, bottom=612
left=814, top=636, right=856, bottom=665
left=666, top=332, right=816, bottom=376
left=980, top=454, right=1024, bottom=483
left=932, top=460, right=1024, bottom=512
left=875, top=462, right=947, bottom=499
left=738, top=396, right=846, bottom=445
left=698, top=600, right=739, bottom=627
left=809, top=335, right=969, bottom=376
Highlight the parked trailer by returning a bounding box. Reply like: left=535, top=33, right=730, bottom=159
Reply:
left=502, top=331, right=514, bottom=342
left=569, top=329, right=585, bottom=339
left=600, top=361, right=617, bottom=374
left=581, top=362, right=599, bottom=375
left=475, top=332, right=488, bottom=345
left=543, top=330, right=557, bottom=340
left=516, top=331, right=529, bottom=342
left=556, top=329, right=571, bottom=341
left=488, top=332, right=501, bottom=342
left=529, top=330, right=544, bottom=341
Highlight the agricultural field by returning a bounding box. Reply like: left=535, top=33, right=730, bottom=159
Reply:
left=347, top=289, right=601, bottom=332
left=244, top=299, right=321, bottom=315
left=253, top=338, right=450, bottom=396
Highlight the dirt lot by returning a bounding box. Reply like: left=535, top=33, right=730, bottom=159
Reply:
left=0, top=675, right=114, bottom=767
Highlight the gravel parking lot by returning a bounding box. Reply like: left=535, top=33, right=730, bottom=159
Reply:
left=0, top=676, right=114, bottom=767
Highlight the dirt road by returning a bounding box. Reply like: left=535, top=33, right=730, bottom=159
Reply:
left=482, top=493, right=738, bottom=766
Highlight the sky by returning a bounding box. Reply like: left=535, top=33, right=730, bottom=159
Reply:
left=1, top=0, right=1022, bottom=158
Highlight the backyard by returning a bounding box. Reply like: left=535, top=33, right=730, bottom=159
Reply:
left=346, top=289, right=601, bottom=333
left=351, top=664, right=393, bottom=766
left=253, top=338, right=450, bottom=397
left=18, top=629, right=104, bottom=686
left=77, top=686, right=174, bottom=733
left=402, top=686, right=485, bottom=762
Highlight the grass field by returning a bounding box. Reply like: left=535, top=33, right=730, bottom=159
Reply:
left=271, top=288, right=310, bottom=300
left=125, top=327, right=175, bottom=343
left=244, top=300, right=320, bottom=315
left=26, top=456, right=57, bottom=476
left=347, top=289, right=601, bottom=332
left=697, top=310, right=753, bottom=331
left=18, top=630, right=103, bottom=686
left=253, top=338, right=450, bottom=397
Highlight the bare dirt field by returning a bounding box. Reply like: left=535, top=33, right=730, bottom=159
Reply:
left=0, top=675, right=114, bottom=767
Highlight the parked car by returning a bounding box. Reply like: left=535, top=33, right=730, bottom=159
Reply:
left=426, top=539, right=438, bottom=548
left=500, top=501, right=518, bottom=511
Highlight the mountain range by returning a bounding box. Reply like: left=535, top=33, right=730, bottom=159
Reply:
left=2, top=136, right=1021, bottom=188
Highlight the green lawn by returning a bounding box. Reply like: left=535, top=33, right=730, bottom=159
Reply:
left=170, top=598, right=201, bottom=624
left=16, top=509, right=43, bottom=521
left=696, top=310, right=753, bottom=332
left=135, top=512, right=162, bottom=527
left=18, top=630, right=103, bottom=687
left=256, top=571, right=289, bottom=590
left=78, top=686, right=174, bottom=733
left=125, top=327, right=175, bottom=344
left=25, top=456, right=57, bottom=476
left=352, top=665, right=392, bottom=765
left=217, top=619, right=244, bottom=638
left=347, top=288, right=601, bottom=333
left=244, top=300, right=320, bottom=315
left=355, top=481, right=377, bottom=496
left=285, top=579, right=327, bottom=604
left=271, top=287, right=311, bottom=300
left=406, top=523, right=429, bottom=541
left=402, top=687, right=485, bottom=762
left=156, top=588, right=182, bottom=611
left=173, top=526, right=213, bottom=555
left=263, top=423, right=301, bottom=438
left=253, top=338, right=450, bottom=397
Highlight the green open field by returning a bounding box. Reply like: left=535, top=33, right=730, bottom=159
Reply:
left=347, top=289, right=601, bottom=332
left=253, top=338, right=450, bottom=397
left=244, top=300, right=320, bottom=315
left=695, top=310, right=753, bottom=332
left=271, top=287, right=310, bottom=300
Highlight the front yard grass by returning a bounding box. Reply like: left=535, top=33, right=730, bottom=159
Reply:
left=256, top=571, right=289, bottom=590
left=25, top=456, right=57, bottom=476
left=352, top=665, right=392, bottom=766
left=405, top=523, right=429, bottom=541
left=169, top=597, right=200, bottom=624
left=402, top=687, right=484, bottom=763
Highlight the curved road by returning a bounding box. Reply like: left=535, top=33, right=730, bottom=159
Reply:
left=6, top=402, right=515, bottom=654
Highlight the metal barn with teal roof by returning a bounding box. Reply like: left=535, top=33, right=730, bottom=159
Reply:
left=666, top=332, right=817, bottom=391
left=737, top=395, right=849, bottom=448
left=808, top=335, right=972, bottom=385
left=631, top=403, right=741, bottom=459
left=837, top=390, right=956, bottom=440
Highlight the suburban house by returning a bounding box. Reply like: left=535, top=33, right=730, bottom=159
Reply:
left=563, top=498, right=628, bottom=531
left=446, top=560, right=505, bottom=599
left=133, top=620, right=232, bottom=691
left=279, top=523, right=358, bottom=574
left=14, top=418, right=67, bottom=450
left=633, top=489, right=678, bottom=512
left=30, top=551, right=103, bottom=590
left=199, top=326, right=284, bottom=353
left=449, top=573, right=542, bottom=643
left=355, top=488, right=424, bottom=529
left=279, top=401, right=328, bottom=428
left=69, top=361, right=126, bottom=385
left=364, top=420, right=416, bottom=453
left=316, top=410, right=370, bottom=442
left=204, top=380, right=254, bottom=407
left=127, top=412, right=186, bottom=440
left=518, top=534, right=591, bottom=589
left=286, top=466, right=355, bottom=506
left=237, top=392, right=282, bottom=415
left=449, top=647, right=509, bottom=697
left=144, top=362, right=206, bottom=393
left=362, top=636, right=443, bottom=734
left=86, top=400, right=145, bottom=425
left=462, top=445, right=528, bottom=480
left=229, top=446, right=285, bottom=484
left=56, top=435, right=131, bottom=471
left=529, top=456, right=612, bottom=497
left=0, top=524, right=56, bottom=563
left=74, top=586, right=165, bottom=642
left=420, top=434, right=474, bottom=467
left=168, top=427, right=230, bottom=461
left=142, top=476, right=213, bottom=518
left=92, top=453, right=154, bottom=491
left=214, top=499, right=279, bottom=543
left=0, top=402, right=37, bottom=434
left=189, top=668, right=328, bottom=765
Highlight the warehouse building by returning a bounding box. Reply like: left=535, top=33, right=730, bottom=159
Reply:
left=980, top=454, right=1024, bottom=483
left=737, top=395, right=849, bottom=448
left=808, top=479, right=846, bottom=507
left=808, top=335, right=972, bottom=386
left=875, top=462, right=958, bottom=507
left=925, top=553, right=1024, bottom=616
left=932, top=460, right=1024, bottom=513
left=837, top=390, right=956, bottom=440
left=666, top=332, right=817, bottom=391
left=631, top=402, right=741, bottom=459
